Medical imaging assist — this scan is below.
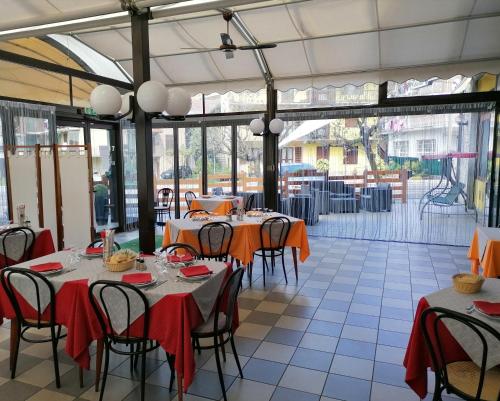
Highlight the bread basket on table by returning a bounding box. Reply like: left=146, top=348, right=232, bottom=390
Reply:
left=452, top=273, right=484, bottom=294
left=105, top=249, right=137, bottom=272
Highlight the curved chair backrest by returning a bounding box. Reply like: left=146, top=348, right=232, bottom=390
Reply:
left=260, top=216, right=291, bottom=250
left=183, top=209, right=209, bottom=219
left=185, top=191, right=197, bottom=210
left=89, top=280, right=150, bottom=349
left=245, top=194, right=255, bottom=211
left=198, top=222, right=233, bottom=261
left=0, top=227, right=35, bottom=268
left=227, top=207, right=238, bottom=215
left=212, top=187, right=224, bottom=196
left=158, top=188, right=174, bottom=208
left=0, top=267, right=56, bottom=329
left=160, top=242, right=201, bottom=258
left=88, top=239, right=121, bottom=250
left=213, top=267, right=244, bottom=333
left=420, top=306, right=500, bottom=401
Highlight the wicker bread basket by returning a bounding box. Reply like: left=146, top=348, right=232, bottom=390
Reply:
left=105, top=257, right=136, bottom=272
left=452, top=273, right=484, bottom=294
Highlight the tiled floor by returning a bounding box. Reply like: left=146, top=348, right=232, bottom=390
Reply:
left=0, top=237, right=470, bottom=401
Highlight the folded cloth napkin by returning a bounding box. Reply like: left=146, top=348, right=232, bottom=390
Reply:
left=167, top=254, right=194, bottom=263
left=86, top=247, right=103, bottom=255
left=473, top=300, right=500, bottom=316
left=122, top=273, right=152, bottom=284
left=30, top=262, right=63, bottom=273
left=180, top=265, right=212, bottom=277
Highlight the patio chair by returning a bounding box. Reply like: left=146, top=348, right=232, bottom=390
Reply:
left=419, top=182, right=476, bottom=221
left=420, top=307, right=500, bottom=401
left=185, top=191, right=196, bottom=210
left=198, top=222, right=233, bottom=261
left=0, top=227, right=35, bottom=268
left=160, top=242, right=201, bottom=259
left=156, top=188, right=174, bottom=225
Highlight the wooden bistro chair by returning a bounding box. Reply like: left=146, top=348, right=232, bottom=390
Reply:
left=420, top=306, right=500, bottom=401
left=0, top=267, right=75, bottom=388
left=89, top=281, right=175, bottom=401
left=197, top=222, right=233, bottom=262
left=0, top=227, right=36, bottom=269
left=251, top=216, right=291, bottom=286
left=191, top=268, right=244, bottom=401
left=185, top=191, right=197, bottom=210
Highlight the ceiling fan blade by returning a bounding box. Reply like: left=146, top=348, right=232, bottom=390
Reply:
left=238, top=43, right=277, bottom=50
left=180, top=47, right=219, bottom=51
left=224, top=50, right=234, bottom=59
left=220, top=32, right=233, bottom=46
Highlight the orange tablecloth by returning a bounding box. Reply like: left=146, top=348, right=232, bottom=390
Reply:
left=468, top=227, right=500, bottom=277
left=190, top=196, right=242, bottom=215
left=162, top=214, right=310, bottom=266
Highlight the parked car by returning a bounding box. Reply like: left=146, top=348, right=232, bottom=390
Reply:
left=160, top=165, right=192, bottom=179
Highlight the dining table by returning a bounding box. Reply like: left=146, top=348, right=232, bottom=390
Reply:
left=468, top=226, right=500, bottom=277
left=0, top=226, right=55, bottom=266
left=404, top=278, right=500, bottom=399
left=162, top=212, right=310, bottom=273
left=0, top=250, right=235, bottom=398
left=190, top=195, right=243, bottom=215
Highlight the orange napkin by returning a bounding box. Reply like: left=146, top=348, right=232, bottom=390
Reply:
left=122, top=273, right=152, bottom=284
left=86, top=247, right=103, bottom=255
left=180, top=265, right=212, bottom=277
left=30, top=262, right=63, bottom=273
left=167, top=254, right=194, bottom=263
left=473, top=301, right=500, bottom=316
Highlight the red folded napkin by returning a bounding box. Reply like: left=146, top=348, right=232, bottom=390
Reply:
left=473, top=301, right=500, bottom=316
left=167, top=254, right=194, bottom=263
left=86, top=247, right=103, bottom=255
left=30, top=262, right=63, bottom=273
left=122, top=273, right=152, bottom=284
left=180, top=265, right=212, bottom=277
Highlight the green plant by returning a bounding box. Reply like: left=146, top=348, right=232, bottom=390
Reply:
left=316, top=158, right=329, bottom=173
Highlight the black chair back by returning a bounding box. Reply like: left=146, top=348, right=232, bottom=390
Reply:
left=0, top=267, right=56, bottom=329
left=212, top=187, right=224, bottom=196
left=184, top=209, right=209, bottom=219
left=245, top=194, right=255, bottom=211
left=88, top=239, right=121, bottom=250
left=227, top=207, right=238, bottom=215
left=260, top=216, right=291, bottom=250
left=198, top=222, right=233, bottom=261
left=158, top=188, right=174, bottom=208
left=421, top=306, right=500, bottom=401
left=0, top=227, right=35, bottom=268
left=214, top=268, right=244, bottom=333
left=185, top=191, right=196, bottom=210
left=89, top=280, right=150, bottom=352
left=160, top=242, right=201, bottom=258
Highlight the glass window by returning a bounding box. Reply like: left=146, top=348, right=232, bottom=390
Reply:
left=57, top=125, right=84, bottom=145
left=121, top=123, right=138, bottom=230
left=387, top=76, right=472, bottom=97
left=416, top=139, right=436, bottom=155
left=281, top=147, right=294, bottom=163
left=178, top=127, right=202, bottom=212
left=237, top=125, right=263, bottom=206
left=153, top=127, right=175, bottom=212
left=207, top=126, right=232, bottom=194
left=343, top=146, right=358, bottom=165
left=393, top=140, right=409, bottom=157
left=188, top=94, right=203, bottom=115
left=204, top=89, right=266, bottom=113
left=15, top=116, right=50, bottom=146
left=0, top=120, right=8, bottom=223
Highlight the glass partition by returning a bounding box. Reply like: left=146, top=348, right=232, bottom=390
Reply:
left=178, top=127, right=202, bottom=212
left=153, top=127, right=175, bottom=215
left=207, top=126, right=232, bottom=195
left=237, top=125, right=264, bottom=208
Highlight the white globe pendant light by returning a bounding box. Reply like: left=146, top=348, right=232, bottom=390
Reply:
left=165, top=87, right=192, bottom=116
left=119, top=91, right=134, bottom=117
left=249, top=118, right=265, bottom=134
left=90, top=85, right=122, bottom=115
left=136, top=80, right=168, bottom=113
left=269, top=118, right=284, bottom=134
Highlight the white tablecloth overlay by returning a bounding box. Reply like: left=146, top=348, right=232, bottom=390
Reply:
left=194, top=196, right=243, bottom=213
left=426, top=279, right=500, bottom=370
left=476, top=226, right=500, bottom=261
left=0, top=226, right=45, bottom=261
left=8, top=251, right=227, bottom=334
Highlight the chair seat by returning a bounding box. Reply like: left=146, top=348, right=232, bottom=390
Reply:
left=447, top=361, right=500, bottom=401
left=192, top=312, right=227, bottom=335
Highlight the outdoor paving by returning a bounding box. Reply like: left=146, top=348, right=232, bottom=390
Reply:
left=0, top=236, right=470, bottom=401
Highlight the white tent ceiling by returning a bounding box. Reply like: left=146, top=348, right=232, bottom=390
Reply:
left=2, top=0, right=500, bottom=94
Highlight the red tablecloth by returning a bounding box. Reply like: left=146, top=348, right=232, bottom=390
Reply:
left=0, top=263, right=236, bottom=392
left=0, top=228, right=55, bottom=266
left=404, top=298, right=470, bottom=399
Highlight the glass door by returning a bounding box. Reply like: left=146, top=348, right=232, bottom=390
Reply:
left=207, top=125, right=232, bottom=195
left=90, top=123, right=120, bottom=232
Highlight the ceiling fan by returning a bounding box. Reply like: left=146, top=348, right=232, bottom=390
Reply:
left=181, top=11, right=277, bottom=59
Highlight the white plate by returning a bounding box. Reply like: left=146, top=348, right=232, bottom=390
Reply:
left=474, top=305, right=500, bottom=321
left=176, top=273, right=210, bottom=282
left=132, top=277, right=158, bottom=288
left=80, top=250, right=102, bottom=259
left=40, top=268, right=65, bottom=276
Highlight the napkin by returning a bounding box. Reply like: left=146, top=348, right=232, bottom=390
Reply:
left=167, top=254, right=194, bottom=263
left=122, top=273, right=152, bottom=284
left=473, top=301, right=500, bottom=316
left=86, top=247, right=103, bottom=255
left=30, top=262, right=63, bottom=273
left=180, top=265, right=212, bottom=277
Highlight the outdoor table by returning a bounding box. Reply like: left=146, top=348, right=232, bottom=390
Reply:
left=468, top=226, right=500, bottom=277
left=0, top=251, right=234, bottom=396
left=162, top=213, right=310, bottom=273
left=404, top=279, right=500, bottom=399
left=190, top=195, right=243, bottom=215
left=0, top=226, right=55, bottom=266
